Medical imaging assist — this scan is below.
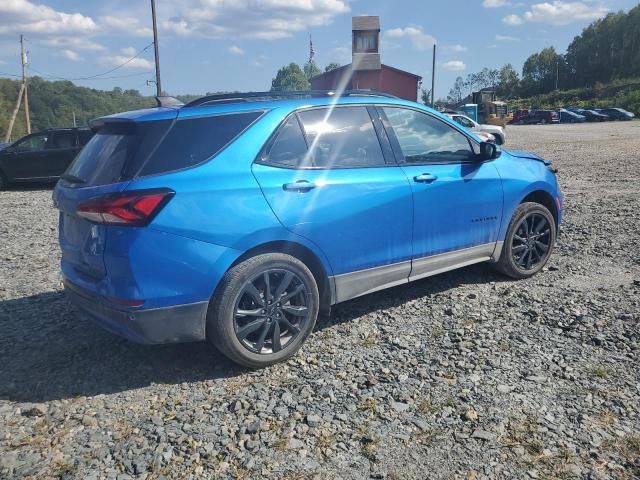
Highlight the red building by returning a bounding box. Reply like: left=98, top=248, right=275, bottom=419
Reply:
left=310, top=16, right=422, bottom=101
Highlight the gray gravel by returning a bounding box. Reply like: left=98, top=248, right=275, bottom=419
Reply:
left=1, top=121, right=639, bottom=480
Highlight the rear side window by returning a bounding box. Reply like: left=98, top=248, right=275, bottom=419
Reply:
left=50, top=131, right=75, bottom=149
left=77, top=130, right=93, bottom=146
left=140, top=112, right=262, bottom=176
left=297, top=107, right=385, bottom=168
left=263, top=116, right=310, bottom=168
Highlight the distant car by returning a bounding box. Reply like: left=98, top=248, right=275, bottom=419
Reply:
left=595, top=108, right=635, bottom=121
left=445, top=113, right=506, bottom=145
left=525, top=110, right=560, bottom=125
left=0, top=128, right=93, bottom=190
left=558, top=109, right=586, bottom=123
left=569, top=108, right=609, bottom=122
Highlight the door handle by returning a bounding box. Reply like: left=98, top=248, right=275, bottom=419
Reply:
left=283, top=180, right=316, bottom=192
left=413, top=173, right=438, bottom=183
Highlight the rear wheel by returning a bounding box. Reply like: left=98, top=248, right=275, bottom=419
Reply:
left=494, top=202, right=556, bottom=279
left=207, top=253, right=319, bottom=368
left=0, top=171, right=7, bottom=191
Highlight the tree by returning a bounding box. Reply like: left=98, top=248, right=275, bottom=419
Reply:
left=271, top=63, right=310, bottom=91
left=521, top=47, right=566, bottom=96
left=420, top=88, right=431, bottom=105
left=447, top=76, right=465, bottom=104
left=496, top=64, right=520, bottom=98
left=324, top=62, right=341, bottom=73
left=303, top=62, right=322, bottom=81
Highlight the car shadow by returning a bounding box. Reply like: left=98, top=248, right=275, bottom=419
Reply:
left=0, top=263, right=509, bottom=403
left=2, top=182, right=56, bottom=192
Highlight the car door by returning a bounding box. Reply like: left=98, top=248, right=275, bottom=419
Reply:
left=252, top=105, right=414, bottom=303
left=378, top=106, right=503, bottom=280
left=1, top=131, right=50, bottom=181
left=43, top=130, right=79, bottom=178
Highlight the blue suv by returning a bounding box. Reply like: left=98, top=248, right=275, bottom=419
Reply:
left=54, top=91, right=563, bottom=368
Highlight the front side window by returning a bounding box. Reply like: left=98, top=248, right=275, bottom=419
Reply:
left=14, top=133, right=49, bottom=152
left=383, top=107, right=474, bottom=164
left=454, top=116, right=475, bottom=129
left=297, top=106, right=385, bottom=168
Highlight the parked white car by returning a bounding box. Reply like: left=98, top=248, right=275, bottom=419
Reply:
left=445, top=113, right=506, bottom=145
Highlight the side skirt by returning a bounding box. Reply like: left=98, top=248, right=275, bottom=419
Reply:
left=330, top=243, right=497, bottom=304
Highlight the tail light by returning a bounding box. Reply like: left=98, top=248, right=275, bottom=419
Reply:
left=77, top=189, right=174, bottom=226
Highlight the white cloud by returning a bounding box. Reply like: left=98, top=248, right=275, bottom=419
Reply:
left=443, top=60, right=466, bottom=71
left=99, top=15, right=152, bottom=38
left=62, top=49, right=80, bottom=61
left=503, top=2, right=609, bottom=26
left=329, top=46, right=351, bottom=63
left=251, top=54, right=268, bottom=67
left=503, top=14, right=524, bottom=25
left=483, top=0, right=509, bottom=7
left=120, top=46, right=137, bottom=56
left=227, top=45, right=245, bottom=55
left=100, top=54, right=153, bottom=70
left=495, top=34, right=520, bottom=41
left=385, top=26, right=436, bottom=51
left=161, top=0, right=349, bottom=40
left=0, top=0, right=97, bottom=35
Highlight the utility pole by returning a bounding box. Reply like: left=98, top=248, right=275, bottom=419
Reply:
left=150, top=0, right=162, bottom=97
left=431, top=44, right=436, bottom=108
left=4, top=83, right=24, bottom=143
left=21, top=34, right=31, bottom=134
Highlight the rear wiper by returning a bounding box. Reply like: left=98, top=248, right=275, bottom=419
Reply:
left=60, top=173, right=86, bottom=184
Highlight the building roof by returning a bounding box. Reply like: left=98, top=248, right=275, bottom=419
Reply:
left=311, top=63, right=422, bottom=83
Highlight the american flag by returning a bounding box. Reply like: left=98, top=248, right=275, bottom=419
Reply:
left=308, top=34, right=315, bottom=64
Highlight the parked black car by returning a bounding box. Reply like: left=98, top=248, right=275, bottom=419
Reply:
left=568, top=108, right=609, bottom=122
left=521, top=110, right=560, bottom=125
left=595, top=108, right=635, bottom=121
left=0, top=128, right=93, bottom=189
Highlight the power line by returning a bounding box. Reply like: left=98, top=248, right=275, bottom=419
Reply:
left=26, top=42, right=154, bottom=81
left=28, top=69, right=153, bottom=81
left=0, top=71, right=22, bottom=78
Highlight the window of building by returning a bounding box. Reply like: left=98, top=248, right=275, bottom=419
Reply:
left=354, top=32, right=378, bottom=52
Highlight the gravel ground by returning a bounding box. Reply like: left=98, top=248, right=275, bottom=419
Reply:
left=1, top=121, right=639, bottom=480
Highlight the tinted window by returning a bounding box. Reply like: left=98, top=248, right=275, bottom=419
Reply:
left=77, top=130, right=93, bottom=146
left=140, top=111, right=262, bottom=176
left=297, top=107, right=385, bottom=168
left=64, top=121, right=172, bottom=187
left=383, top=107, right=474, bottom=164
left=14, top=132, right=49, bottom=152
left=264, top=116, right=309, bottom=168
left=50, top=131, right=75, bottom=149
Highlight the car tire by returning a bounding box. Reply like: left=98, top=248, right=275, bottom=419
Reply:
left=540, top=119, right=547, bottom=125
left=494, top=202, right=556, bottom=279
left=0, top=170, right=7, bottom=191
left=207, top=253, right=319, bottom=368
left=492, top=134, right=504, bottom=145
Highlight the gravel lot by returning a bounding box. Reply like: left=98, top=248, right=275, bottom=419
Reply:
left=1, top=121, right=639, bottom=480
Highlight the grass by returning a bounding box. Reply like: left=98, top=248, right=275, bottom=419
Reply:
left=586, top=367, right=610, bottom=379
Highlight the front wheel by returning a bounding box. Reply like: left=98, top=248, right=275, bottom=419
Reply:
left=207, top=253, right=319, bottom=368
left=494, top=202, right=556, bottom=279
left=492, top=134, right=504, bottom=145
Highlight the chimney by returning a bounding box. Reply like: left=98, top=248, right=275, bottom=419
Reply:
left=352, top=16, right=381, bottom=71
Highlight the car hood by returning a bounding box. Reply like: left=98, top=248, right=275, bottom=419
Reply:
left=479, top=124, right=503, bottom=133
left=504, top=149, right=552, bottom=166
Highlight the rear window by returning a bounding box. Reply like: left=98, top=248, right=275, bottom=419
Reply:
left=139, top=111, right=262, bottom=176
left=63, top=111, right=261, bottom=186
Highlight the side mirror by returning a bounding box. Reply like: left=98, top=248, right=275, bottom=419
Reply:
left=479, top=141, right=501, bottom=160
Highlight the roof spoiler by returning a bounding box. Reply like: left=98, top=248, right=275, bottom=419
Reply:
left=155, top=96, right=184, bottom=108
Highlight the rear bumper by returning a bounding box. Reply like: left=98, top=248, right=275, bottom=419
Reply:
left=64, top=281, right=208, bottom=344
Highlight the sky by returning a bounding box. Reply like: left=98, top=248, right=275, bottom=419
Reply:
left=0, top=0, right=637, bottom=99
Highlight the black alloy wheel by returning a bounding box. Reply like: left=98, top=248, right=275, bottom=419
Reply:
left=511, top=213, right=551, bottom=270
left=234, top=269, right=310, bottom=354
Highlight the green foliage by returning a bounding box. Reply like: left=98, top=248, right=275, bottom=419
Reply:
left=324, top=62, right=341, bottom=73
left=496, top=64, right=520, bottom=99
left=420, top=88, right=431, bottom=105
left=0, top=76, right=154, bottom=141
left=520, top=47, right=565, bottom=96
left=271, top=63, right=310, bottom=91
left=303, top=62, right=322, bottom=81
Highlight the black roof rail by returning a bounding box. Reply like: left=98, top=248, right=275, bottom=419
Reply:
left=184, top=90, right=397, bottom=108
left=155, top=96, right=185, bottom=108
